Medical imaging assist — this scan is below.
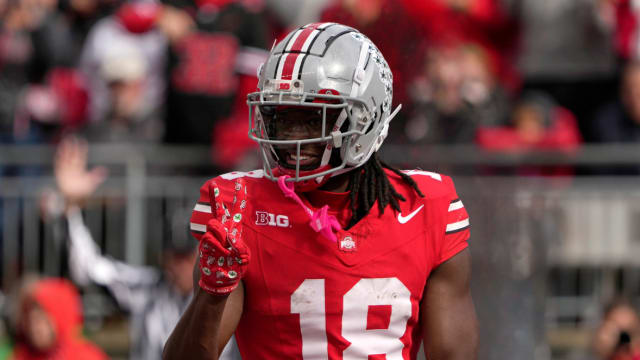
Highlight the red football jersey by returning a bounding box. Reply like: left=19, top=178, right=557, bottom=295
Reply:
left=190, top=169, right=470, bottom=359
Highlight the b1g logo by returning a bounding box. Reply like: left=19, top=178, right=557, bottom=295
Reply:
left=255, top=211, right=290, bottom=227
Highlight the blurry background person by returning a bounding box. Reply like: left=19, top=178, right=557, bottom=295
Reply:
left=161, top=0, right=269, bottom=170
left=476, top=92, right=582, bottom=152
left=593, top=60, right=640, bottom=174
left=405, top=43, right=510, bottom=144
left=53, top=138, right=240, bottom=359
left=594, top=61, right=640, bottom=144
left=594, top=299, right=640, bottom=360
left=401, top=0, right=519, bottom=91
left=503, top=0, right=618, bottom=141
left=475, top=92, right=582, bottom=176
left=79, top=2, right=167, bottom=142
left=80, top=39, right=164, bottom=143
left=9, top=277, right=107, bottom=360
left=11, top=69, right=88, bottom=146
left=1, top=0, right=111, bottom=145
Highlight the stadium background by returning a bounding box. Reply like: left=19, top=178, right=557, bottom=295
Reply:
left=1, top=0, right=639, bottom=359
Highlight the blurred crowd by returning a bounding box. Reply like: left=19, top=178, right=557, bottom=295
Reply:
left=3, top=0, right=640, bottom=358
left=1, top=0, right=640, bottom=170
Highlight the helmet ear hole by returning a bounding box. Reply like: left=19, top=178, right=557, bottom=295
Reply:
left=339, top=119, right=349, bottom=133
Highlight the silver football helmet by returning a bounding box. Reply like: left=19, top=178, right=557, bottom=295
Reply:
left=247, top=22, right=400, bottom=190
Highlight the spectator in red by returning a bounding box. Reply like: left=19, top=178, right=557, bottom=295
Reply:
left=12, top=69, right=88, bottom=143
left=476, top=92, right=582, bottom=176
left=10, top=278, right=107, bottom=360
left=161, top=0, right=268, bottom=170
left=399, top=0, right=519, bottom=92
left=320, top=0, right=429, bottom=124
left=477, top=92, right=581, bottom=152
left=613, top=0, right=637, bottom=60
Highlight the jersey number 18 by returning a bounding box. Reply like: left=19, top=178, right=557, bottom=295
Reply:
left=291, top=277, right=412, bottom=359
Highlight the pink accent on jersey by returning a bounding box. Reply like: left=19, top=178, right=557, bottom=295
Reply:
left=277, top=175, right=341, bottom=242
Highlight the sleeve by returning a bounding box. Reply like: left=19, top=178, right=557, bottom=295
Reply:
left=66, top=206, right=160, bottom=312
left=436, top=176, right=471, bottom=266
left=189, top=179, right=216, bottom=242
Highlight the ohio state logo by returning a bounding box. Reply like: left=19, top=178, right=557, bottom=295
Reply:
left=339, top=236, right=357, bottom=252
left=255, top=211, right=290, bottom=227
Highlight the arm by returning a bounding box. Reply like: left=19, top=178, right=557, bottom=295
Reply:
left=192, top=257, right=244, bottom=354
left=422, top=249, right=478, bottom=360
left=56, top=138, right=158, bottom=311
left=164, top=179, right=249, bottom=359
left=66, top=206, right=160, bottom=311
left=163, top=257, right=244, bottom=359
left=163, top=287, right=243, bottom=360
left=163, top=290, right=230, bottom=360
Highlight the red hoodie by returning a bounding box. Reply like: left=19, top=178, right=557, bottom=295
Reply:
left=12, top=279, right=107, bottom=360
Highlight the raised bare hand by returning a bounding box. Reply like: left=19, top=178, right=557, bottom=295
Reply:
left=54, top=137, right=108, bottom=207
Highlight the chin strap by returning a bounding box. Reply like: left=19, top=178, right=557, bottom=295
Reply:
left=277, top=175, right=341, bottom=242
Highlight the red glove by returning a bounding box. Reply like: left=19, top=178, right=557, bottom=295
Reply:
left=198, top=179, right=250, bottom=295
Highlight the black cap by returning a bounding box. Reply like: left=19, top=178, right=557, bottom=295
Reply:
left=163, top=207, right=197, bottom=254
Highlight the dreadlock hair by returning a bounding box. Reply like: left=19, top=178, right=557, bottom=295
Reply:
left=345, top=153, right=425, bottom=230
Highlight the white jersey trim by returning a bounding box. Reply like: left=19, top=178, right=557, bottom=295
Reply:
left=446, top=218, right=470, bottom=234
left=448, top=200, right=464, bottom=212
left=194, top=203, right=212, bottom=213
left=190, top=222, right=206, bottom=233
left=402, top=170, right=442, bottom=182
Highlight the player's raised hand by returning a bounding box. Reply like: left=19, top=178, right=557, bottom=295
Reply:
left=54, top=137, right=108, bottom=207
left=198, top=179, right=250, bottom=296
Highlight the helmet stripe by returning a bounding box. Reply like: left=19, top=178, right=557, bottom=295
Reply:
left=279, top=23, right=324, bottom=81
left=300, top=29, right=319, bottom=53
left=291, top=51, right=306, bottom=81
left=289, top=27, right=315, bottom=52
left=275, top=53, right=289, bottom=80
left=280, top=52, right=299, bottom=80
left=285, top=28, right=305, bottom=52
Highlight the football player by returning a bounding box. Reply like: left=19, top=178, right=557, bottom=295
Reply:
left=164, top=22, right=478, bottom=359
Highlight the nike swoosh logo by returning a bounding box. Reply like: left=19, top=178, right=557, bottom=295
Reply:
left=397, top=205, right=424, bottom=224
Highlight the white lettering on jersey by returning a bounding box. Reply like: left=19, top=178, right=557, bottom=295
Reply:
left=291, top=277, right=412, bottom=359
left=219, top=170, right=264, bottom=180
left=255, top=211, right=290, bottom=227
left=342, top=278, right=412, bottom=359
left=291, top=279, right=329, bottom=359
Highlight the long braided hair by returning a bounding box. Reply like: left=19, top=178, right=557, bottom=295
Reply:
left=345, top=153, right=425, bottom=229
